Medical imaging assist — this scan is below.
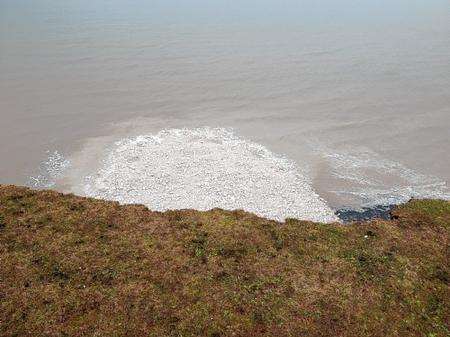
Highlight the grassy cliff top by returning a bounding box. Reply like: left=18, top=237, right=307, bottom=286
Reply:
left=0, top=185, right=449, bottom=337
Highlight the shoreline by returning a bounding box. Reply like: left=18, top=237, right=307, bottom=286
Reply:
left=0, top=184, right=442, bottom=225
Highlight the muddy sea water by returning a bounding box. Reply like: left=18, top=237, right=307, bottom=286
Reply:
left=1, top=1, right=449, bottom=221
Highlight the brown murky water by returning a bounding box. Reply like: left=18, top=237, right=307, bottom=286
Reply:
left=1, top=1, right=449, bottom=219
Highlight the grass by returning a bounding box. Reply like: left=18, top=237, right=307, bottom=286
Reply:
left=0, top=185, right=449, bottom=337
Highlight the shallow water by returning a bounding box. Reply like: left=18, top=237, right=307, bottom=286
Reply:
left=1, top=1, right=449, bottom=221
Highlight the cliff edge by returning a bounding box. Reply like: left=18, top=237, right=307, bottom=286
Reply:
left=0, top=185, right=449, bottom=336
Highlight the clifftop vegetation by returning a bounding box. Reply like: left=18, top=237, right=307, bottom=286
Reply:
left=0, top=185, right=449, bottom=336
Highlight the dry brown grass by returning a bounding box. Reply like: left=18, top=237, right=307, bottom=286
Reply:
left=0, top=185, right=449, bottom=337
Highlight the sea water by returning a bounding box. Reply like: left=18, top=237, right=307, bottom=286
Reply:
left=1, top=0, right=449, bottom=221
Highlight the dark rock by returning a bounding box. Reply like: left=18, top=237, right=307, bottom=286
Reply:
left=336, top=204, right=395, bottom=223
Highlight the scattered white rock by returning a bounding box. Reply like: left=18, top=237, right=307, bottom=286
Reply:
left=83, top=127, right=338, bottom=223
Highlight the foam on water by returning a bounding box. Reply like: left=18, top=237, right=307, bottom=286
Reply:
left=82, top=127, right=339, bottom=223
left=29, top=151, right=71, bottom=188
left=322, top=147, right=450, bottom=207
